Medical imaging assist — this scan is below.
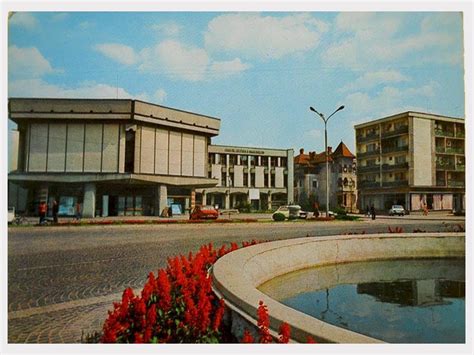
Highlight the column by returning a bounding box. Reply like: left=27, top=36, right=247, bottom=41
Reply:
left=190, top=189, right=196, bottom=210
left=82, top=183, right=96, bottom=218
left=202, top=190, right=207, bottom=206
left=225, top=191, right=230, bottom=209
left=159, top=185, right=168, bottom=216
left=210, top=194, right=215, bottom=207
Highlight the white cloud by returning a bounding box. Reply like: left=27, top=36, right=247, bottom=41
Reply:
left=9, top=46, right=54, bottom=78
left=154, top=89, right=167, bottom=103
left=9, top=12, right=38, bottom=29
left=95, top=43, right=138, bottom=66
left=151, top=22, right=182, bottom=36
left=326, top=13, right=463, bottom=70
left=204, top=13, right=328, bottom=60
left=339, top=70, right=410, bottom=93
left=305, top=129, right=322, bottom=140
left=140, top=40, right=209, bottom=81
left=9, top=78, right=149, bottom=101
left=209, top=58, right=251, bottom=78
left=344, top=83, right=440, bottom=119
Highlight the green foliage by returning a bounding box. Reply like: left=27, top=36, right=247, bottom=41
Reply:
left=335, top=214, right=359, bottom=221
left=236, top=201, right=252, bottom=213
left=332, top=206, right=347, bottom=216
left=272, top=213, right=286, bottom=222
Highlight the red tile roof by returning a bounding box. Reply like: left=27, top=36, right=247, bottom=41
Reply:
left=332, top=141, right=355, bottom=158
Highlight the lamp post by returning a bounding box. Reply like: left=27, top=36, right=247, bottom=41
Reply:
left=310, top=105, right=345, bottom=218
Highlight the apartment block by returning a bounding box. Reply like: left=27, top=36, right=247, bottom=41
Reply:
left=355, top=111, right=465, bottom=212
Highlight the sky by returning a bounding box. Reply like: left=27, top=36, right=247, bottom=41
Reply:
left=7, top=11, right=466, bottom=154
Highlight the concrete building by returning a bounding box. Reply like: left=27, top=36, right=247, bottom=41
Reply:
left=196, top=145, right=294, bottom=210
left=355, top=111, right=465, bottom=213
left=294, top=141, right=357, bottom=212
left=8, top=98, right=221, bottom=217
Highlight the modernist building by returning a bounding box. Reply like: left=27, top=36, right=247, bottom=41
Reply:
left=355, top=111, right=465, bottom=212
left=8, top=98, right=221, bottom=217
left=293, top=142, right=357, bottom=212
left=196, top=145, right=294, bottom=210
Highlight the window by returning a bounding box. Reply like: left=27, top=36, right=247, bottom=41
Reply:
left=250, top=173, right=255, bottom=187
left=261, top=156, right=268, bottom=166
left=240, top=155, right=248, bottom=165
left=221, top=172, right=226, bottom=187
left=243, top=173, right=248, bottom=186
left=228, top=155, right=236, bottom=165
left=270, top=174, right=275, bottom=187
left=312, top=180, right=318, bottom=188
left=280, top=157, right=287, bottom=167
left=264, top=173, right=269, bottom=187
left=249, top=156, right=256, bottom=167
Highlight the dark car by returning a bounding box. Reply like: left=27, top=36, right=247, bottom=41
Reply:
left=189, top=205, right=219, bottom=220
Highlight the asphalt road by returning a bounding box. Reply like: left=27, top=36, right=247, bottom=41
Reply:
left=7, top=216, right=465, bottom=343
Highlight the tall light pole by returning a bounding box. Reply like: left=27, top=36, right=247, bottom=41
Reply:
left=310, top=105, right=345, bottom=217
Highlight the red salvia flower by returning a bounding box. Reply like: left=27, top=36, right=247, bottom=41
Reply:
left=241, top=329, right=255, bottom=343
left=278, top=322, right=291, bottom=343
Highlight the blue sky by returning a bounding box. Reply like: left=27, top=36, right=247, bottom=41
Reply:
left=8, top=11, right=465, bottom=153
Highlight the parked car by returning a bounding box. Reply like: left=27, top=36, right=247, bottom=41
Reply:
left=189, top=205, right=219, bottom=220
left=272, top=205, right=307, bottom=220
left=389, top=205, right=406, bottom=216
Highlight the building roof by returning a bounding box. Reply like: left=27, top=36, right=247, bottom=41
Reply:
left=354, top=111, right=464, bottom=129
left=332, top=141, right=355, bottom=159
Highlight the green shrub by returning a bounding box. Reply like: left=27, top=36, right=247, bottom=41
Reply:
left=335, top=214, right=359, bottom=221
left=333, top=206, right=347, bottom=216
left=272, top=213, right=286, bottom=222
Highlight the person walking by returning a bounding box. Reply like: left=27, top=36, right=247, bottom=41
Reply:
left=52, top=199, right=59, bottom=224
left=370, top=205, right=376, bottom=220
left=75, top=201, right=82, bottom=221
left=38, top=201, right=47, bottom=224
left=366, top=205, right=370, bottom=217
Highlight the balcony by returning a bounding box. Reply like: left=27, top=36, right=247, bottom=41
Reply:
left=359, top=181, right=381, bottom=189
left=434, top=129, right=454, bottom=137
left=436, top=163, right=455, bottom=170
left=382, top=145, right=409, bottom=154
left=382, top=162, right=409, bottom=171
left=381, top=125, right=408, bottom=139
left=357, top=132, right=379, bottom=143
left=445, top=147, right=464, bottom=154
left=455, top=165, right=465, bottom=172
left=436, top=180, right=446, bottom=187
left=357, top=164, right=380, bottom=173
left=382, top=180, right=409, bottom=187
left=357, top=148, right=380, bottom=158
left=455, top=131, right=465, bottom=138
left=447, top=180, right=465, bottom=188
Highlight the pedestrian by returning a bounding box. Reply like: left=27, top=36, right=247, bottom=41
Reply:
left=38, top=201, right=47, bottom=224
left=52, top=199, right=59, bottom=224
left=423, top=204, right=429, bottom=216
left=75, top=201, right=82, bottom=221
left=370, top=205, right=376, bottom=220
left=366, top=205, right=370, bottom=217
left=313, top=202, right=320, bottom=218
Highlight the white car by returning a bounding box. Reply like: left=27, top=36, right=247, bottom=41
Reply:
left=389, top=205, right=406, bottom=216
left=272, top=205, right=307, bottom=220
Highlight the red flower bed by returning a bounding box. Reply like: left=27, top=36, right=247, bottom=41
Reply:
left=100, top=240, right=317, bottom=344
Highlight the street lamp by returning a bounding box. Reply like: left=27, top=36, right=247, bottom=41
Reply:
left=310, top=105, right=345, bottom=218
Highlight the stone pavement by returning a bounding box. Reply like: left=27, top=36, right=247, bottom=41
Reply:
left=7, top=217, right=465, bottom=343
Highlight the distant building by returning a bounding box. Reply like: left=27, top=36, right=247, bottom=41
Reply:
left=355, top=111, right=465, bottom=212
left=293, top=141, right=357, bottom=212
left=196, top=144, right=294, bottom=210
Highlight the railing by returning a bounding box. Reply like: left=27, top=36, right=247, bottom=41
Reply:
left=382, top=162, right=409, bottom=171
left=382, top=180, right=409, bottom=187
left=436, top=163, right=455, bottom=170
left=358, top=181, right=380, bottom=188
left=434, top=129, right=454, bottom=137
left=357, top=149, right=380, bottom=158
left=445, top=147, right=464, bottom=154
left=382, top=145, right=409, bottom=153
left=357, top=132, right=379, bottom=142
left=447, top=181, right=465, bottom=188
left=381, top=125, right=408, bottom=138
left=357, top=164, right=380, bottom=173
